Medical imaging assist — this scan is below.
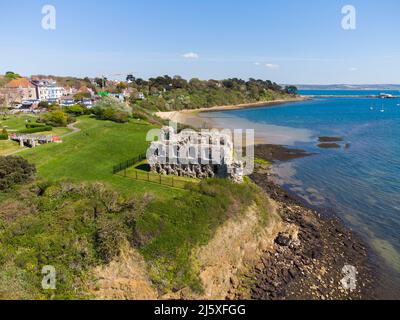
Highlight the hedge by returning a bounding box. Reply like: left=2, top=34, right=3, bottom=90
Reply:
left=0, top=134, right=8, bottom=140
left=26, top=123, right=47, bottom=129
left=19, top=126, right=53, bottom=134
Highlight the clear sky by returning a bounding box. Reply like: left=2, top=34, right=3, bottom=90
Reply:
left=0, top=0, right=399, bottom=84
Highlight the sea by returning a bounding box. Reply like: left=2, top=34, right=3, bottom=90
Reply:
left=201, top=90, right=400, bottom=298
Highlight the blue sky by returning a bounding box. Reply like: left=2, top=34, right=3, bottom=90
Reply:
left=0, top=0, right=399, bottom=84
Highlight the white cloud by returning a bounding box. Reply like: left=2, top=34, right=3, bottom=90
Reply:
left=182, top=52, right=199, bottom=59
left=265, top=63, right=280, bottom=70
left=349, top=67, right=358, bottom=71
left=254, top=62, right=261, bottom=66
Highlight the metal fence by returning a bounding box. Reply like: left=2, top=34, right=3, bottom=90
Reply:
left=112, top=153, right=147, bottom=174
left=112, top=153, right=195, bottom=189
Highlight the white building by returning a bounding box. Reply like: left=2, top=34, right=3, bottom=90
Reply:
left=34, top=80, right=65, bottom=101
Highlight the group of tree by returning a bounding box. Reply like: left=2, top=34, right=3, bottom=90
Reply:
left=92, top=96, right=132, bottom=123
left=124, top=75, right=298, bottom=112
left=38, top=110, right=74, bottom=127
left=0, top=156, right=36, bottom=191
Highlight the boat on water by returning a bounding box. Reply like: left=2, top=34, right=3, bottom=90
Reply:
left=378, top=93, right=395, bottom=99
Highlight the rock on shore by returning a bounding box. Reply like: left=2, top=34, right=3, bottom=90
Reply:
left=235, top=145, right=376, bottom=300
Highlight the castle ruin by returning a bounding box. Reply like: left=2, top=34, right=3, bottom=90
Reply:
left=147, top=127, right=244, bottom=183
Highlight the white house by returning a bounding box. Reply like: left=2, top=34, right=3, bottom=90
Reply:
left=33, top=80, right=65, bottom=101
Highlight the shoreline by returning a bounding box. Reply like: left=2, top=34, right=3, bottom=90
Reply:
left=157, top=102, right=379, bottom=299
left=156, top=97, right=308, bottom=130
left=240, top=145, right=377, bottom=300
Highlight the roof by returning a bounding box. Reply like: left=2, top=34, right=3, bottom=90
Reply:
left=4, top=78, right=35, bottom=89
left=78, top=85, right=91, bottom=93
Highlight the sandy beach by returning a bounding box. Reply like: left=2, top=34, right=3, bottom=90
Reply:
left=156, top=97, right=307, bottom=130
left=156, top=97, right=312, bottom=146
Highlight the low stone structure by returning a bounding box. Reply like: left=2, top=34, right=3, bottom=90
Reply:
left=10, top=133, right=62, bottom=148
left=147, top=127, right=244, bottom=183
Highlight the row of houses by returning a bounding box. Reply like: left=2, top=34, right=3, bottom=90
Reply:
left=0, top=78, right=70, bottom=103
left=0, top=77, right=144, bottom=110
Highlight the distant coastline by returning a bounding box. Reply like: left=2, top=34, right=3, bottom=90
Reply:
left=156, top=96, right=307, bottom=130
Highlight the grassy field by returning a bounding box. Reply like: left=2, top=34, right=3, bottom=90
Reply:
left=0, top=115, right=73, bottom=157
left=19, top=116, right=182, bottom=198
left=120, top=160, right=200, bottom=190
left=0, top=140, right=21, bottom=156
left=0, top=114, right=38, bottom=131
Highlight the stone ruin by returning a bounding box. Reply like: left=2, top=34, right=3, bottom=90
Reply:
left=147, top=126, right=244, bottom=183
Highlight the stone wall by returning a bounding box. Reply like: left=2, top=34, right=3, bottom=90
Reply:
left=147, top=127, right=244, bottom=183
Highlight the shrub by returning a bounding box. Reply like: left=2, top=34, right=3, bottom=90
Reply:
left=135, top=179, right=266, bottom=293
left=38, top=101, right=49, bottom=109
left=19, top=126, right=52, bottom=134
left=0, top=156, right=36, bottom=191
left=74, top=92, right=91, bottom=100
left=0, top=134, right=8, bottom=140
left=25, top=123, right=47, bottom=129
left=64, top=104, right=86, bottom=116
left=93, top=97, right=131, bottom=123
left=38, top=110, right=69, bottom=127
left=0, top=182, right=140, bottom=299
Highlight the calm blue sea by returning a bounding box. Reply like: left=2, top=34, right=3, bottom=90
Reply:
left=299, top=89, right=400, bottom=96
left=204, top=90, right=400, bottom=297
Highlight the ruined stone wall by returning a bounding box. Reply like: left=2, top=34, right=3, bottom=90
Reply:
left=147, top=127, right=244, bottom=183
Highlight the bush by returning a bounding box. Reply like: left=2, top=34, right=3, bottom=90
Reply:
left=0, top=182, right=139, bottom=299
left=38, top=101, right=49, bottom=109
left=38, top=110, right=69, bottom=127
left=25, top=123, right=47, bottom=129
left=64, top=104, right=87, bottom=116
left=19, top=126, right=52, bottom=134
left=0, top=133, right=8, bottom=140
left=0, top=156, right=36, bottom=191
left=93, top=97, right=131, bottom=123
left=74, top=92, right=91, bottom=100
left=136, top=179, right=267, bottom=292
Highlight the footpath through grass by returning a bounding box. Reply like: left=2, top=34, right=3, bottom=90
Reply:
left=20, top=116, right=182, bottom=198
left=0, top=115, right=73, bottom=156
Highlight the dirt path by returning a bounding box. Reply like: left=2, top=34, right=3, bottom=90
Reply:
left=3, top=122, right=81, bottom=156
left=61, top=121, right=81, bottom=138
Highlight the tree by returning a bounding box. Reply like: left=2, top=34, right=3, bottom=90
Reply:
left=116, top=82, right=127, bottom=93
left=93, top=96, right=132, bottom=123
left=5, top=71, right=21, bottom=80
left=74, top=92, right=91, bottom=100
left=64, top=104, right=86, bottom=116
left=284, top=85, right=298, bottom=95
left=38, top=101, right=49, bottom=109
left=126, top=74, right=135, bottom=82
left=0, top=98, right=10, bottom=120
left=0, top=156, right=36, bottom=191
left=39, top=110, right=69, bottom=127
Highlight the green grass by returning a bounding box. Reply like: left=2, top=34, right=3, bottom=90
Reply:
left=120, top=160, right=200, bottom=189
left=0, top=182, right=140, bottom=299
left=136, top=179, right=269, bottom=293
left=0, top=140, right=21, bottom=156
left=20, top=116, right=182, bottom=198
left=0, top=115, right=38, bottom=132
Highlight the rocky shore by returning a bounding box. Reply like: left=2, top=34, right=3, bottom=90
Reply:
left=236, top=145, right=377, bottom=300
